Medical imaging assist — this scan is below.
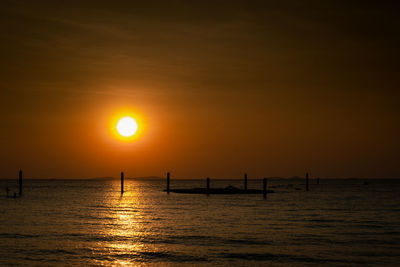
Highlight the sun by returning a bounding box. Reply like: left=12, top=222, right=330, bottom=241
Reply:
left=107, top=108, right=145, bottom=142
left=116, top=116, right=138, bottom=137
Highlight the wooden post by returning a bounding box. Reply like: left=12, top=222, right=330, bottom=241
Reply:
left=206, top=177, right=210, bottom=196
left=263, top=178, right=267, bottom=198
left=167, top=172, right=170, bottom=194
left=19, top=170, right=22, bottom=196
left=121, top=171, right=124, bottom=194
left=244, top=173, right=248, bottom=191
left=306, top=172, right=309, bottom=191
left=317, top=177, right=320, bottom=185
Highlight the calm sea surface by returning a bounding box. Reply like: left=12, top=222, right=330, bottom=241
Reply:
left=0, top=179, right=399, bottom=266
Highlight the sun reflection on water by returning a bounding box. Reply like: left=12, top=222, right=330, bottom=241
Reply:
left=99, top=180, right=150, bottom=265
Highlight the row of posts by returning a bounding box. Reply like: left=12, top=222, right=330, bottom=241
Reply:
left=120, top=171, right=313, bottom=196
left=166, top=172, right=269, bottom=198
left=165, top=172, right=316, bottom=196
left=10, top=170, right=316, bottom=197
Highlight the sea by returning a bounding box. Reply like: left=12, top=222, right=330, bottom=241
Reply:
left=0, top=178, right=399, bottom=266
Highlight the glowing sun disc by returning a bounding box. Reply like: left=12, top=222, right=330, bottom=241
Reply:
left=116, top=116, right=138, bottom=137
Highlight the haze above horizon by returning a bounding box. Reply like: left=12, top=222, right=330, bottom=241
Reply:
left=1, top=1, right=399, bottom=179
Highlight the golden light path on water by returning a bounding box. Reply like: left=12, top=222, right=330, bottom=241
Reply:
left=0, top=179, right=399, bottom=265
left=94, top=180, right=150, bottom=266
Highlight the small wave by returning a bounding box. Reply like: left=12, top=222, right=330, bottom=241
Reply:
left=227, top=238, right=271, bottom=245
left=307, top=219, right=342, bottom=223
left=88, top=251, right=208, bottom=263
left=37, top=249, right=77, bottom=255
left=138, top=251, right=208, bottom=262
left=148, top=235, right=271, bottom=246
left=337, top=231, right=394, bottom=237
left=219, top=252, right=365, bottom=264
left=355, top=251, right=400, bottom=257
left=74, top=215, right=115, bottom=220
left=0, top=233, right=41, bottom=239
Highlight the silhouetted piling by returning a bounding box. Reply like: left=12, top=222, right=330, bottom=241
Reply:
left=263, top=178, right=267, bottom=198
left=306, top=172, right=309, bottom=191
left=317, top=177, right=320, bottom=185
left=166, top=172, right=170, bottom=194
left=19, top=170, right=22, bottom=196
left=206, top=177, right=210, bottom=196
left=244, top=173, right=248, bottom=191
left=121, top=171, right=124, bottom=194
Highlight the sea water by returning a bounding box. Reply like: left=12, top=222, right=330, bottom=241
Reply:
left=0, top=179, right=399, bottom=266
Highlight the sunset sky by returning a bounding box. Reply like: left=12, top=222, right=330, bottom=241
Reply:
left=1, top=1, right=399, bottom=179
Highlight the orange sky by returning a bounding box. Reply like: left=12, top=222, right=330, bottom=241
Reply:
left=1, top=1, right=399, bottom=178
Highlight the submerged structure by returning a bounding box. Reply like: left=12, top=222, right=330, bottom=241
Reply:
left=164, top=173, right=273, bottom=197
left=164, top=185, right=274, bottom=195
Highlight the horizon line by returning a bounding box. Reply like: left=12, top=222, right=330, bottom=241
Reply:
left=1, top=176, right=399, bottom=180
